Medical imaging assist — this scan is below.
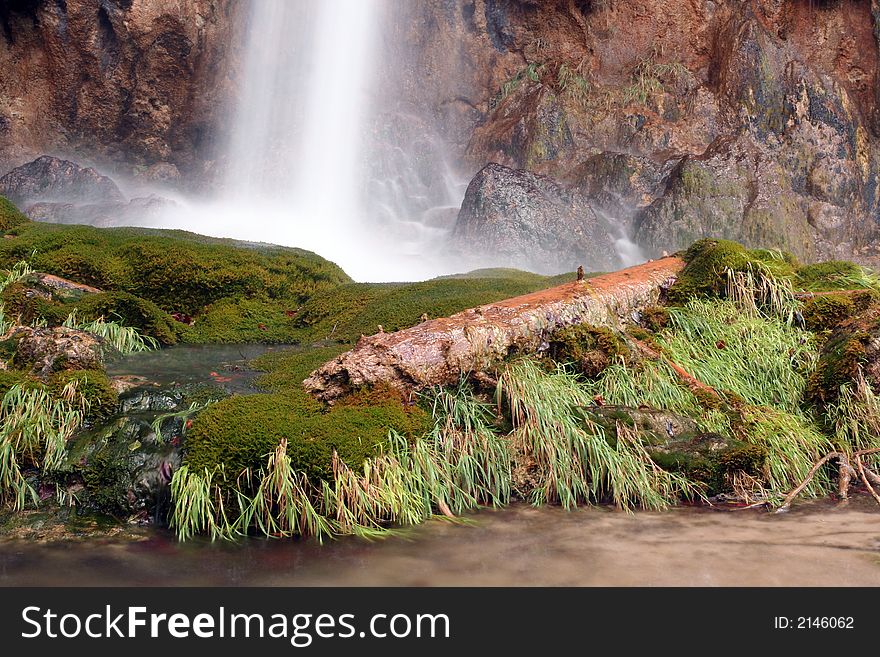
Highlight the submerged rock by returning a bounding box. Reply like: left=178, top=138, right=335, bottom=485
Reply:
left=450, top=163, right=619, bottom=274
left=58, top=382, right=227, bottom=523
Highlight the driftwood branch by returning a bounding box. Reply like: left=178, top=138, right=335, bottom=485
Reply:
left=304, top=257, right=684, bottom=402
left=777, top=448, right=880, bottom=512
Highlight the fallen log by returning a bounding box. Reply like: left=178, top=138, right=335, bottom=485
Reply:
left=304, top=256, right=685, bottom=402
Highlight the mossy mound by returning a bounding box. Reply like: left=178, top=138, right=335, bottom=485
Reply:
left=185, top=343, right=430, bottom=483
left=0, top=222, right=349, bottom=318
left=290, top=274, right=573, bottom=344
left=795, top=261, right=867, bottom=292
left=74, top=292, right=182, bottom=346
left=181, top=296, right=298, bottom=344
left=805, top=303, right=880, bottom=405
left=547, top=324, right=629, bottom=377
left=0, top=196, right=29, bottom=234
left=185, top=389, right=431, bottom=482
left=668, top=238, right=798, bottom=303
left=800, top=295, right=856, bottom=333
left=50, top=369, right=118, bottom=420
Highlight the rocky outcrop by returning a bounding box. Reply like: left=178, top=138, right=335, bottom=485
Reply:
left=0, top=0, right=241, bottom=180
left=0, top=155, right=178, bottom=227
left=16, top=272, right=102, bottom=304
left=451, top=163, right=619, bottom=273
left=429, top=0, right=880, bottom=265
left=26, top=194, right=177, bottom=228
left=0, top=156, right=124, bottom=206
left=2, top=1, right=880, bottom=265
left=11, top=326, right=104, bottom=378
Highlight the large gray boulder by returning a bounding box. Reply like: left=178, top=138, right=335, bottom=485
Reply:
left=450, top=163, right=619, bottom=274
left=0, top=155, right=125, bottom=207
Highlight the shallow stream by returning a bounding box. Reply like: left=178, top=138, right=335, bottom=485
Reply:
left=2, top=501, right=878, bottom=586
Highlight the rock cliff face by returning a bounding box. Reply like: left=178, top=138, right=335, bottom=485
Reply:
left=400, top=0, right=880, bottom=264
left=0, top=0, right=240, bottom=182
left=2, top=1, right=880, bottom=266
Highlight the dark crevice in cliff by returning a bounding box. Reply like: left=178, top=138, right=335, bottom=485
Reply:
left=1, top=0, right=42, bottom=44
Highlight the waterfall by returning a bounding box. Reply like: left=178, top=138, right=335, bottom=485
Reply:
left=222, top=0, right=380, bottom=273
left=154, top=0, right=464, bottom=282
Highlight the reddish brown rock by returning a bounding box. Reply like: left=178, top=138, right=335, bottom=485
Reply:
left=0, top=0, right=241, bottom=179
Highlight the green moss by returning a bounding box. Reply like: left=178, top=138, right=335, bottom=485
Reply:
left=185, top=389, right=430, bottom=482
left=181, top=296, right=298, bottom=344
left=692, top=387, right=725, bottom=411
left=796, top=261, right=865, bottom=292
left=0, top=222, right=349, bottom=320
left=73, top=292, right=182, bottom=345
left=640, top=305, right=670, bottom=331
left=252, top=345, right=349, bottom=394
left=291, top=274, right=569, bottom=345
left=669, top=238, right=798, bottom=303
left=801, top=295, right=855, bottom=333
left=648, top=435, right=767, bottom=496
left=805, top=304, right=880, bottom=405
left=81, top=451, right=131, bottom=516
left=1, top=281, right=69, bottom=325
left=547, top=324, right=629, bottom=377
left=0, top=196, right=29, bottom=234
left=0, top=370, right=43, bottom=397
left=50, top=369, right=118, bottom=419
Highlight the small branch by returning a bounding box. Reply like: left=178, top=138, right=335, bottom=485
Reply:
left=629, top=338, right=725, bottom=403
left=856, top=454, right=880, bottom=507
left=778, top=448, right=880, bottom=511
left=776, top=452, right=844, bottom=513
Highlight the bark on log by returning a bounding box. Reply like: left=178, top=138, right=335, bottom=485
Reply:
left=304, top=257, right=685, bottom=402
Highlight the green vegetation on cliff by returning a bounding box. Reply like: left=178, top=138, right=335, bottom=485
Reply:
left=0, top=197, right=29, bottom=234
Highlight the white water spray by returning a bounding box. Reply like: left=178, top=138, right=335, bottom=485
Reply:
left=155, top=0, right=464, bottom=281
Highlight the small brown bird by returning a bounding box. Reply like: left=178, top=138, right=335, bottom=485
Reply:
left=577, top=265, right=585, bottom=282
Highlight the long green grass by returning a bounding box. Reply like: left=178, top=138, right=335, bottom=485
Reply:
left=63, top=309, right=159, bottom=354
left=498, top=359, right=696, bottom=510
left=827, top=370, right=880, bottom=455
left=659, top=299, right=816, bottom=412
left=0, top=260, right=34, bottom=336
left=0, top=260, right=33, bottom=295
left=0, top=381, right=85, bottom=510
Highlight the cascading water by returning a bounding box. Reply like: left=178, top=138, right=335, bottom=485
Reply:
left=157, top=0, right=464, bottom=282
